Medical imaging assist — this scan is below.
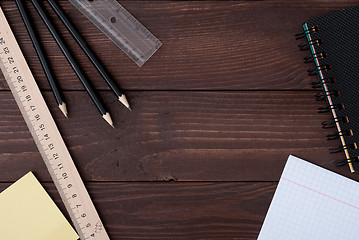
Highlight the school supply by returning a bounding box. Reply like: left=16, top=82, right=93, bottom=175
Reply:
left=31, top=0, right=114, bottom=127
left=48, top=0, right=130, bottom=110
left=0, top=7, right=109, bottom=239
left=296, top=5, right=359, bottom=172
left=0, top=172, right=79, bottom=240
left=258, top=155, right=359, bottom=240
left=15, top=0, right=67, bottom=117
left=69, top=0, right=162, bottom=67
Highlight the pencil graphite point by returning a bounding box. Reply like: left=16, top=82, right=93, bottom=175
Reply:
left=118, top=95, right=131, bottom=111
left=102, top=112, right=114, bottom=128
left=59, top=102, right=68, bottom=118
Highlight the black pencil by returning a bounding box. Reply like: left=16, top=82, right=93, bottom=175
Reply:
left=15, top=0, right=68, bottom=118
left=30, top=0, right=114, bottom=128
left=47, top=0, right=131, bottom=111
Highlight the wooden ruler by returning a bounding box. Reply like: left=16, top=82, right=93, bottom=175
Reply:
left=0, top=7, right=110, bottom=240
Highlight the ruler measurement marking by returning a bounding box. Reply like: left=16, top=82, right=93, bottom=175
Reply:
left=0, top=8, right=109, bottom=240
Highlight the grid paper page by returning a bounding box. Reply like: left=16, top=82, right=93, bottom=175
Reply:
left=257, top=155, right=359, bottom=240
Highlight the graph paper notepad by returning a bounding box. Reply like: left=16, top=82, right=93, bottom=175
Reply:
left=258, top=155, right=359, bottom=240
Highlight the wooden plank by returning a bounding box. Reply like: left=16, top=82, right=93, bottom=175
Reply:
left=1, top=91, right=355, bottom=182
left=0, top=1, right=358, bottom=90
left=0, top=181, right=275, bottom=239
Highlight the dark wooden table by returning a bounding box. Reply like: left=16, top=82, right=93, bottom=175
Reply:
left=1, top=0, right=359, bottom=239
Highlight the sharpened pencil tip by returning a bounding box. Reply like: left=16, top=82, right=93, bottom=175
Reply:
left=102, top=112, right=114, bottom=128
left=59, top=102, right=68, bottom=118
left=111, top=124, right=115, bottom=129
left=118, top=95, right=131, bottom=110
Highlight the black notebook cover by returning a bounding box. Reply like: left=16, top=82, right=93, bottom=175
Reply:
left=301, top=5, right=359, bottom=172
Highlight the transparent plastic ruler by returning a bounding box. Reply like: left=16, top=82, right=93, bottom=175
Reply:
left=0, top=7, right=109, bottom=240
left=69, top=0, right=162, bottom=67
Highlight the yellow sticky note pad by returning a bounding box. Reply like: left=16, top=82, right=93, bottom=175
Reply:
left=0, top=172, right=79, bottom=240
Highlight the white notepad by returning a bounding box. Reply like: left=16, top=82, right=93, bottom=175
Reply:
left=258, top=155, right=359, bottom=240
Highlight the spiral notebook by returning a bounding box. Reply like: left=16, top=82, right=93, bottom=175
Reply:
left=258, top=155, right=359, bottom=240
left=296, top=5, right=359, bottom=172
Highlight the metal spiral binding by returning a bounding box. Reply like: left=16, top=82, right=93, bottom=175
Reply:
left=318, top=103, right=344, bottom=113
left=315, top=90, right=340, bottom=101
left=295, top=26, right=319, bottom=39
left=296, top=25, right=358, bottom=172
left=333, top=157, right=359, bottom=170
left=330, top=143, right=357, bottom=154
left=312, top=77, right=335, bottom=88
left=298, top=39, right=323, bottom=51
left=304, top=52, right=327, bottom=63
left=327, top=129, right=353, bottom=140
left=321, top=116, right=349, bottom=129
left=307, top=64, right=331, bottom=76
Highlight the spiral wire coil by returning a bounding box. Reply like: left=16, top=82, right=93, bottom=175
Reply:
left=296, top=25, right=359, bottom=171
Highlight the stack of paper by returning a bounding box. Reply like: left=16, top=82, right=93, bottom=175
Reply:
left=258, top=155, right=359, bottom=240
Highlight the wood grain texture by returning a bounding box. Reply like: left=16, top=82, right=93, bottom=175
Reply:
left=1, top=1, right=358, bottom=239
left=1, top=91, right=355, bottom=182
left=0, top=1, right=357, bottom=91
left=0, top=181, right=275, bottom=239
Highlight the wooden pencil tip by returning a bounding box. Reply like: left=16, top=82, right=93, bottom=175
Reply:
left=102, top=112, right=114, bottom=128
left=118, top=95, right=131, bottom=110
left=59, top=102, right=68, bottom=118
